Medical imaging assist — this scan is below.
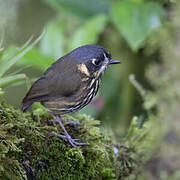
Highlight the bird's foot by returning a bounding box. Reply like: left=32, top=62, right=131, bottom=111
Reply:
left=50, top=116, right=87, bottom=147
left=51, top=131, right=87, bottom=147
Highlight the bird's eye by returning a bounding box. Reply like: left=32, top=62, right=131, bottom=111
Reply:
left=92, top=58, right=102, bottom=66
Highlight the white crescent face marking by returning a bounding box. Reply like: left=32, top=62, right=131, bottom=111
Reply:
left=92, top=58, right=97, bottom=65
left=98, top=53, right=109, bottom=76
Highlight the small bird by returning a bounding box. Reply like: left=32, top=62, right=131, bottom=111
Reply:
left=22, top=45, right=120, bottom=147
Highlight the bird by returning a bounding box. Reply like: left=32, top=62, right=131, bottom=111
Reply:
left=22, top=45, right=120, bottom=147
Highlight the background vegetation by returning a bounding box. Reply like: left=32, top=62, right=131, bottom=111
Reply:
left=0, top=0, right=180, bottom=179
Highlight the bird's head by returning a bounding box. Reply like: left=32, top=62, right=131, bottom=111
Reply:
left=69, top=45, right=120, bottom=78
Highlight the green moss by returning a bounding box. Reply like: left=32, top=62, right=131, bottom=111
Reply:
left=0, top=102, right=116, bottom=179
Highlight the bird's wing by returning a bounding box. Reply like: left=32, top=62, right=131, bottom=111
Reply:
left=22, top=57, right=81, bottom=112
left=44, top=59, right=81, bottom=98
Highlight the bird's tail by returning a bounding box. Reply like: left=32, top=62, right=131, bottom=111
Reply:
left=22, top=101, right=33, bottom=112
left=21, top=77, right=49, bottom=112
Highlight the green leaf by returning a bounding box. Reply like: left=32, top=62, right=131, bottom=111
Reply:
left=0, top=37, right=33, bottom=64
left=69, top=14, right=107, bottom=50
left=40, top=19, right=66, bottom=59
left=45, top=0, right=110, bottom=18
left=19, top=48, right=53, bottom=71
left=111, top=1, right=164, bottom=51
left=0, top=33, right=44, bottom=77
left=0, top=74, right=26, bottom=88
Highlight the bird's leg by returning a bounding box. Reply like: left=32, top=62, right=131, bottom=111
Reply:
left=51, top=115, right=87, bottom=147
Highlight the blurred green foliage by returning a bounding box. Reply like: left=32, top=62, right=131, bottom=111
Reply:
left=18, top=0, right=165, bottom=64
left=45, top=0, right=110, bottom=18
left=111, top=1, right=164, bottom=51
left=0, top=35, right=43, bottom=94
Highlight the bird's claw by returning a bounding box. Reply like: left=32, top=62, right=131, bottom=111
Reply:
left=68, top=138, right=88, bottom=147
left=51, top=131, right=87, bottom=147
left=63, top=119, right=81, bottom=127
left=51, top=131, right=66, bottom=138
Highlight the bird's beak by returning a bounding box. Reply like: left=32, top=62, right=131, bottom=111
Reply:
left=109, top=59, right=121, bottom=65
